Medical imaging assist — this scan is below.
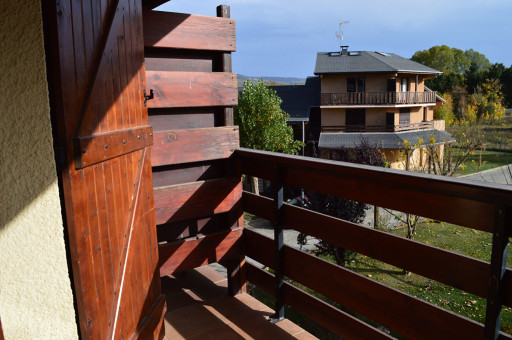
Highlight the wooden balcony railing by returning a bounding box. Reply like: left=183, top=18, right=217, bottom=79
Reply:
left=235, top=148, right=512, bottom=340
left=321, top=91, right=437, bottom=106
left=321, top=121, right=435, bottom=133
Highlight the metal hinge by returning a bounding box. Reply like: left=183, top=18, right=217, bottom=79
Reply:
left=144, top=89, right=154, bottom=107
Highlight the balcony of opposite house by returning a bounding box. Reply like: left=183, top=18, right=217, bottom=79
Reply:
left=320, top=90, right=437, bottom=106
left=321, top=120, right=435, bottom=133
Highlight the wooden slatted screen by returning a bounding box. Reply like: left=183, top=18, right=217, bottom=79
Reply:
left=143, top=6, right=245, bottom=294
left=44, top=0, right=165, bottom=338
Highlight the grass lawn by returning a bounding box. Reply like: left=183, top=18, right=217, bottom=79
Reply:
left=343, top=221, right=512, bottom=335
left=249, top=221, right=512, bottom=336
left=446, top=116, right=512, bottom=176
left=454, top=149, right=512, bottom=175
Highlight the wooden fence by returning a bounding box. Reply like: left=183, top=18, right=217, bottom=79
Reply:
left=236, top=148, right=511, bottom=340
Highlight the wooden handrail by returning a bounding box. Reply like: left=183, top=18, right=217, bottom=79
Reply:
left=242, top=191, right=512, bottom=307
left=235, top=148, right=510, bottom=232
left=320, top=91, right=437, bottom=105
left=235, top=148, right=512, bottom=339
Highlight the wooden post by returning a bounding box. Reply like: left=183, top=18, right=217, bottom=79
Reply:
left=271, top=166, right=285, bottom=322
left=484, top=205, right=510, bottom=339
left=217, top=5, right=234, bottom=126
left=374, top=205, right=379, bottom=229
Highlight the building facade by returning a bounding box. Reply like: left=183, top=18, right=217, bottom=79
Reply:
left=315, top=47, right=454, bottom=169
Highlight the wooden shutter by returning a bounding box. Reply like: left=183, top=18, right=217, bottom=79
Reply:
left=43, top=1, right=165, bottom=339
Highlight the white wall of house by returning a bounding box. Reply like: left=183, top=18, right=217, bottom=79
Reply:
left=0, top=1, right=78, bottom=338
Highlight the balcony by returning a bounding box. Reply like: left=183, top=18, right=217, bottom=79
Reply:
left=321, top=121, right=435, bottom=133
left=320, top=91, right=437, bottom=106
left=232, top=148, right=511, bottom=339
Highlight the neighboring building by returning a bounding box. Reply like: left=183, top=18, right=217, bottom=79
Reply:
left=314, top=46, right=454, bottom=168
left=270, top=77, right=321, bottom=152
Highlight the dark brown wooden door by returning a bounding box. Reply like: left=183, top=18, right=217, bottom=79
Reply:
left=44, top=1, right=165, bottom=338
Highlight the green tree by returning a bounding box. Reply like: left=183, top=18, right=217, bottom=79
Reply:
left=434, top=93, right=456, bottom=126
left=412, top=45, right=469, bottom=75
left=411, top=45, right=491, bottom=95
left=235, top=79, right=303, bottom=154
left=464, top=49, right=491, bottom=73
left=466, top=79, right=506, bottom=122
left=235, top=79, right=303, bottom=193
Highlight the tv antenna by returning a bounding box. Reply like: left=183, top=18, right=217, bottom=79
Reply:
left=335, top=19, right=350, bottom=50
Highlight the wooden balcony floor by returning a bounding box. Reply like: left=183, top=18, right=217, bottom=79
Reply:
left=161, top=265, right=317, bottom=339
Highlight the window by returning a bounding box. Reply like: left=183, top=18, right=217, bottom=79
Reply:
left=347, top=77, right=365, bottom=92
left=400, top=77, right=408, bottom=92
left=386, top=112, right=395, bottom=126
left=399, top=108, right=410, bottom=125
left=387, top=79, right=396, bottom=92
left=346, top=109, right=366, bottom=126
left=358, top=78, right=365, bottom=92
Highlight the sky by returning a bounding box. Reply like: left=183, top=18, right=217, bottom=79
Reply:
left=157, top=0, right=512, bottom=78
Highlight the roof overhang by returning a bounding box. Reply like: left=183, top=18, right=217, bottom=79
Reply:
left=318, top=129, right=456, bottom=150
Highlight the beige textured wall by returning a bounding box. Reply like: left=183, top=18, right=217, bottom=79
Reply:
left=0, top=1, right=78, bottom=339
left=410, top=107, right=423, bottom=124
left=322, top=108, right=346, bottom=126
left=321, top=73, right=396, bottom=93
left=321, top=74, right=346, bottom=93
left=366, top=108, right=390, bottom=125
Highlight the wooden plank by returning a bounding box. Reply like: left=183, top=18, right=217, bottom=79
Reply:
left=159, top=228, right=243, bottom=276
left=153, top=177, right=242, bottom=225
left=242, top=191, right=512, bottom=307
left=146, top=71, right=238, bottom=108
left=151, top=127, right=239, bottom=167
left=156, top=211, right=240, bottom=241
left=244, top=229, right=488, bottom=340
left=146, top=71, right=237, bottom=108
left=74, top=126, right=153, bottom=168
left=145, top=55, right=213, bottom=73
left=129, top=294, right=166, bottom=340
left=148, top=109, right=215, bottom=131
left=152, top=160, right=233, bottom=188
left=143, top=10, right=236, bottom=51
left=235, top=148, right=512, bottom=233
left=246, top=263, right=395, bottom=340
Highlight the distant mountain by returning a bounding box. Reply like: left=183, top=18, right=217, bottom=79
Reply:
left=237, top=74, right=306, bottom=87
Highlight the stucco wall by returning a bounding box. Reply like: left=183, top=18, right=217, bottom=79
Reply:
left=0, top=1, right=78, bottom=339
left=321, top=73, right=396, bottom=93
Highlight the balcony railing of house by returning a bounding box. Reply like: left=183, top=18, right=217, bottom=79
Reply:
left=321, top=91, right=437, bottom=106
left=321, top=121, right=435, bottom=133
left=235, top=148, right=511, bottom=340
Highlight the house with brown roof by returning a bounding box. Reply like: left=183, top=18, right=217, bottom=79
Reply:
left=315, top=46, right=454, bottom=168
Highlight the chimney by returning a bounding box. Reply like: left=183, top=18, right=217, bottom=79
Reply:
left=341, top=45, right=349, bottom=56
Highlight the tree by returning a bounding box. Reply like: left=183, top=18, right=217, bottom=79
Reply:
left=297, top=139, right=386, bottom=266
left=411, top=45, right=491, bottom=95
left=499, top=66, right=512, bottom=108
left=235, top=79, right=303, bottom=154
left=434, top=93, right=455, bottom=126
left=466, top=79, right=506, bottom=123
left=393, top=126, right=485, bottom=245
left=235, top=79, right=303, bottom=193
left=411, top=45, right=469, bottom=76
